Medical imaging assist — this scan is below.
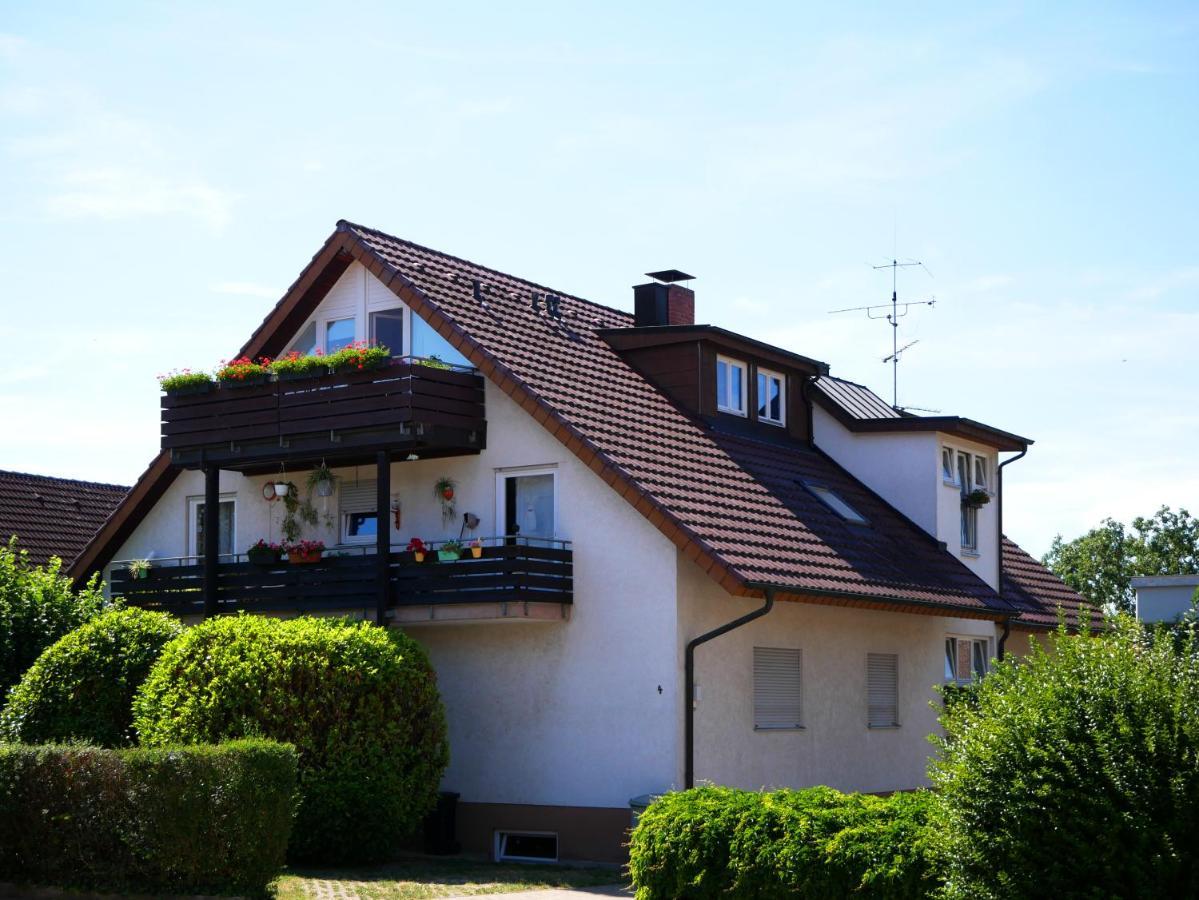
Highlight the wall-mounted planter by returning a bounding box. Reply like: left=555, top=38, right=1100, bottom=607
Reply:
left=247, top=548, right=282, bottom=566
left=437, top=549, right=461, bottom=562
left=288, top=550, right=323, bottom=565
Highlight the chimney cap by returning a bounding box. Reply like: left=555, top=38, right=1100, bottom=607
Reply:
left=645, top=269, right=694, bottom=284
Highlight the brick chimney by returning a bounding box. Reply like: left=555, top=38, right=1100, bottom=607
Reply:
left=633, top=270, right=695, bottom=327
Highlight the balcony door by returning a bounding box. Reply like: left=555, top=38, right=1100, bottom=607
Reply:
left=496, top=468, right=557, bottom=546
left=187, top=495, right=236, bottom=562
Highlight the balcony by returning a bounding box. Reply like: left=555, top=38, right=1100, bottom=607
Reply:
left=109, top=539, right=573, bottom=624
left=162, top=358, right=486, bottom=471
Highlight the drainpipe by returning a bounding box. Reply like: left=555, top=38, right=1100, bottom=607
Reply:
left=996, top=448, right=1027, bottom=660
left=684, top=586, right=775, bottom=790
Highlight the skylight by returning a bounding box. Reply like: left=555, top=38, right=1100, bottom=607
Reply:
left=805, top=483, right=868, bottom=524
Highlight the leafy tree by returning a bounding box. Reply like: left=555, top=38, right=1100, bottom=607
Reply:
left=1043, top=505, right=1199, bottom=613
left=0, top=537, right=110, bottom=699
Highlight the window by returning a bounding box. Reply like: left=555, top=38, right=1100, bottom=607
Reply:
left=941, top=447, right=956, bottom=483
left=805, top=482, right=868, bottom=524
left=370, top=310, right=404, bottom=357
left=339, top=481, right=377, bottom=544
left=495, top=831, right=558, bottom=863
left=753, top=647, right=803, bottom=730
left=716, top=356, right=746, bottom=415
left=957, top=452, right=978, bottom=552
left=412, top=315, right=470, bottom=366
left=973, top=456, right=988, bottom=493
left=325, top=317, right=355, bottom=354
left=945, top=637, right=991, bottom=684
left=756, top=369, right=785, bottom=425
left=187, top=496, right=235, bottom=561
left=867, top=653, right=899, bottom=728
left=497, top=468, right=557, bottom=544
left=288, top=321, right=317, bottom=357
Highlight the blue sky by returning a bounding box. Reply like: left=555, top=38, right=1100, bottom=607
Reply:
left=1, top=2, right=1196, bottom=556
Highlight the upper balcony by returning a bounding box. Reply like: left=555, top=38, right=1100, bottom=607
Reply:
left=162, top=357, right=486, bottom=471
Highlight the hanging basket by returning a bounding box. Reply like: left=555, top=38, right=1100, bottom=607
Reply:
left=315, top=479, right=335, bottom=497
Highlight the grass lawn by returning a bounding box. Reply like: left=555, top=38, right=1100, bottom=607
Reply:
left=273, top=856, right=627, bottom=900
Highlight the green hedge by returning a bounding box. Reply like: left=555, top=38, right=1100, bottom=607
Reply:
left=0, top=739, right=297, bottom=896
left=0, top=537, right=108, bottom=698
left=628, top=785, right=937, bottom=899
left=930, top=619, right=1199, bottom=899
left=0, top=607, right=181, bottom=746
left=133, top=614, right=449, bottom=864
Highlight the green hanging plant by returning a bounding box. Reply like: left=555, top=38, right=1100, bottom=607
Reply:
left=280, top=482, right=319, bottom=543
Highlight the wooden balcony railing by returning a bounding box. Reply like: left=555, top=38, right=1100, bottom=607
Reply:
left=161, top=359, right=486, bottom=468
left=109, top=541, right=573, bottom=617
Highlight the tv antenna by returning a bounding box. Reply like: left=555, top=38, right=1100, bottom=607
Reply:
left=828, top=258, right=935, bottom=407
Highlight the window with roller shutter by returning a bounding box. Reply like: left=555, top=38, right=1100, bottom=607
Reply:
left=867, top=653, right=899, bottom=728
left=753, top=647, right=803, bottom=730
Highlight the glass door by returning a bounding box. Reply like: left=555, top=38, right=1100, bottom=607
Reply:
left=499, top=471, right=556, bottom=545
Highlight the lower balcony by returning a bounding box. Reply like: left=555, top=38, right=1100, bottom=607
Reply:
left=109, top=539, right=573, bottom=625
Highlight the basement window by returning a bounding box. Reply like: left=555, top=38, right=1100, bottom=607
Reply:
left=804, top=482, right=868, bottom=525
left=495, top=831, right=558, bottom=863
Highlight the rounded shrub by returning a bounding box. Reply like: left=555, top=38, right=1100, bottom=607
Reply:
left=132, top=614, right=449, bottom=864
left=930, top=618, right=1199, bottom=899
left=0, top=607, right=181, bottom=746
left=628, top=785, right=937, bottom=898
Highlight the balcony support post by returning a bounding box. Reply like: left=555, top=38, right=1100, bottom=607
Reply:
left=375, top=450, right=390, bottom=625
left=203, top=463, right=220, bottom=618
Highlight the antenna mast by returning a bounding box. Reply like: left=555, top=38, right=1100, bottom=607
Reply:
left=828, top=257, right=935, bottom=407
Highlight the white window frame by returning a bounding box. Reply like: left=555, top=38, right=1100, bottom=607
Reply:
left=956, top=451, right=979, bottom=553
left=805, top=482, right=869, bottom=525
left=186, top=494, right=236, bottom=562
left=716, top=355, right=747, bottom=416
left=973, top=455, right=989, bottom=494
left=494, top=830, right=559, bottom=863
left=755, top=367, right=786, bottom=426
left=339, top=480, right=378, bottom=545
left=941, top=447, right=957, bottom=485
left=323, top=315, right=357, bottom=354
left=866, top=652, right=900, bottom=728
left=495, top=466, right=559, bottom=542
left=753, top=646, right=804, bottom=731
left=369, top=308, right=405, bottom=357
left=944, top=635, right=993, bottom=684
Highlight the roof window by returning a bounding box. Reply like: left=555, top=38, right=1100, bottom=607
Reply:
left=803, top=482, right=868, bottom=524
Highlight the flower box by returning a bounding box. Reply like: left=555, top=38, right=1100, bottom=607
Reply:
left=437, top=549, right=461, bottom=562
left=220, top=374, right=270, bottom=389
left=164, top=381, right=212, bottom=396
left=247, top=547, right=282, bottom=566
left=288, top=549, right=323, bottom=565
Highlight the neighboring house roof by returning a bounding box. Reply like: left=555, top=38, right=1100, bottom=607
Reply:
left=0, top=470, right=128, bottom=568
left=1001, top=537, right=1093, bottom=630
left=812, top=375, right=1032, bottom=452
left=70, top=221, right=1081, bottom=626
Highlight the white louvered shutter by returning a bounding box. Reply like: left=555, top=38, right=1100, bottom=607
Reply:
left=867, top=653, right=899, bottom=727
left=753, top=647, right=802, bottom=730
left=339, top=481, right=376, bottom=514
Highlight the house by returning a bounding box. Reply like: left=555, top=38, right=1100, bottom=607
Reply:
left=1131, top=575, right=1199, bottom=623
left=70, top=221, right=1086, bottom=863
left=0, top=470, right=128, bottom=568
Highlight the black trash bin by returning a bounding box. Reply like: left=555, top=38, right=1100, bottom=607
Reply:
left=423, top=790, right=461, bottom=855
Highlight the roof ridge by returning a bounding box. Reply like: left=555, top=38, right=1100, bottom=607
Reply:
left=0, top=469, right=129, bottom=491
left=338, top=220, right=634, bottom=322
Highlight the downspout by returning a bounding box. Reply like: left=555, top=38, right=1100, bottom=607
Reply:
left=684, top=586, right=775, bottom=790
left=996, top=447, right=1028, bottom=660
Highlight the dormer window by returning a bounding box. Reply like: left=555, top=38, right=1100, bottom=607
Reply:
left=756, top=369, right=785, bottom=426
left=716, top=356, right=746, bottom=416
left=941, top=448, right=956, bottom=484
left=974, top=456, right=988, bottom=493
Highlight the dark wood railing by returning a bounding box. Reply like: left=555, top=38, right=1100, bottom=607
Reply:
left=161, top=360, right=486, bottom=466
left=109, top=543, right=573, bottom=617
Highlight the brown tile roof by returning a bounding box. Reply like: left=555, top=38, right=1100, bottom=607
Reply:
left=1001, top=537, right=1094, bottom=630
left=0, top=470, right=128, bottom=568
left=70, top=220, right=1076, bottom=625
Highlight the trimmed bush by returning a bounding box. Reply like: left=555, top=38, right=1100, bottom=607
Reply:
left=0, top=537, right=109, bottom=698
left=628, top=785, right=937, bottom=899
left=133, top=614, right=449, bottom=864
left=0, top=739, right=297, bottom=895
left=0, top=607, right=181, bottom=746
left=930, top=618, right=1199, bottom=899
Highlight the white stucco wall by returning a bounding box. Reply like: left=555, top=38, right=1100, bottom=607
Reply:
left=934, top=434, right=999, bottom=590
left=812, top=405, right=938, bottom=534
left=677, top=556, right=999, bottom=793
left=1133, top=576, right=1199, bottom=624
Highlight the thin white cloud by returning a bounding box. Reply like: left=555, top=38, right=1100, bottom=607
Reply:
left=1126, top=266, right=1199, bottom=302
left=46, top=168, right=236, bottom=229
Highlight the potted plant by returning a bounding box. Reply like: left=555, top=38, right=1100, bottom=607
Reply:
left=286, top=539, right=325, bottom=564
left=127, top=559, right=151, bottom=580
left=307, top=462, right=338, bottom=498
left=157, top=370, right=214, bottom=395
left=327, top=341, right=391, bottom=374
left=438, top=540, right=463, bottom=562
left=270, top=349, right=330, bottom=381
left=434, top=476, right=457, bottom=523
left=407, top=537, right=427, bottom=563
left=246, top=539, right=283, bottom=565
left=469, top=538, right=484, bottom=559
left=963, top=489, right=991, bottom=509
left=216, top=356, right=272, bottom=387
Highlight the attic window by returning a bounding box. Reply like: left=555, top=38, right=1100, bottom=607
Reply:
left=716, top=356, right=746, bottom=415
left=804, top=482, right=868, bottom=524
